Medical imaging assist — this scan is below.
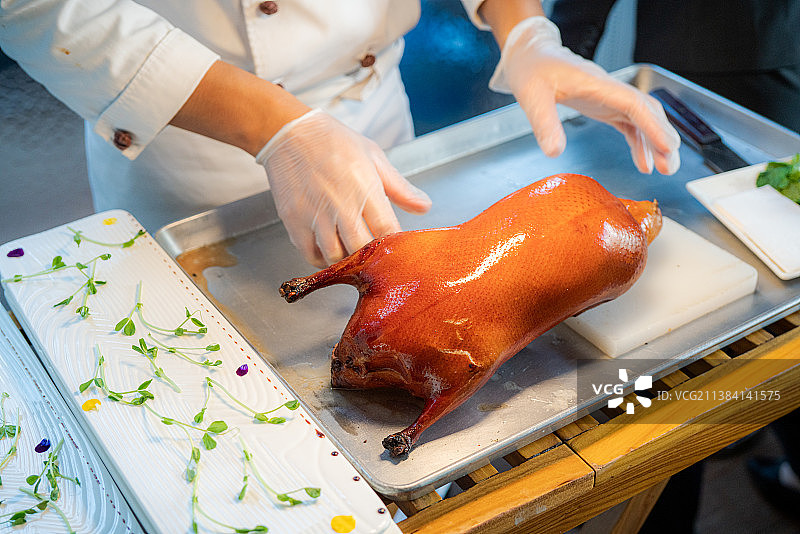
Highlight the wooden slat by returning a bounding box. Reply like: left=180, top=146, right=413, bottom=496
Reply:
left=609, top=478, right=669, bottom=534
left=525, top=336, right=800, bottom=533
left=398, top=317, right=798, bottom=533
left=654, top=369, right=690, bottom=391
left=568, top=327, right=800, bottom=486
left=555, top=414, right=599, bottom=442
left=683, top=358, right=713, bottom=378
left=396, top=490, right=443, bottom=518
left=783, top=311, right=800, bottom=326
left=721, top=329, right=775, bottom=358
left=579, top=478, right=669, bottom=534
left=763, top=318, right=797, bottom=337
left=702, top=350, right=731, bottom=368
left=598, top=404, right=624, bottom=420
left=399, top=442, right=593, bottom=534
left=454, top=463, right=498, bottom=491
left=745, top=329, right=774, bottom=345
left=503, top=433, right=561, bottom=467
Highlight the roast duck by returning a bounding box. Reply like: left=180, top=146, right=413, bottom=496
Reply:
left=280, top=173, right=661, bottom=456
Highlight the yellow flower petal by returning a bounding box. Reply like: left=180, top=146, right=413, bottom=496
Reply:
left=331, top=515, right=356, bottom=533
left=82, top=399, right=101, bottom=411
left=102, top=217, right=117, bottom=225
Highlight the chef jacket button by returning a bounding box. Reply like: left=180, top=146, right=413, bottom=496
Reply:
left=258, top=1, right=278, bottom=15
left=113, top=129, right=133, bottom=150
left=360, top=54, right=376, bottom=68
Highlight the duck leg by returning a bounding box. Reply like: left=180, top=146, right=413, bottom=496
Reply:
left=279, top=239, right=381, bottom=302
left=382, top=389, right=472, bottom=457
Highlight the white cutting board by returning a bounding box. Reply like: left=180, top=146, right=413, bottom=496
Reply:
left=565, top=217, right=758, bottom=357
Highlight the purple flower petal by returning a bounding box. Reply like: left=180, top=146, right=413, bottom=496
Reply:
left=34, top=438, right=51, bottom=453
left=236, top=364, right=249, bottom=377
left=7, top=248, right=24, bottom=258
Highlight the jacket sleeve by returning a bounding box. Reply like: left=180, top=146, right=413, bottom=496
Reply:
left=0, top=0, right=219, bottom=159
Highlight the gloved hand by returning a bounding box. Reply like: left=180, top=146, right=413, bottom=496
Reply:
left=256, top=109, right=432, bottom=268
left=490, top=16, right=681, bottom=175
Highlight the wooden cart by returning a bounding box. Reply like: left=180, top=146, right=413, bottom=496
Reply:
left=386, top=313, right=800, bottom=533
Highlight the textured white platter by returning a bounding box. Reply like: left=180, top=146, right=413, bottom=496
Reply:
left=0, top=211, right=399, bottom=534
left=0, top=300, right=142, bottom=533
left=687, top=161, right=800, bottom=280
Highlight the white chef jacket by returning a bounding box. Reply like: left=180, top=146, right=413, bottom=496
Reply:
left=0, top=0, right=489, bottom=231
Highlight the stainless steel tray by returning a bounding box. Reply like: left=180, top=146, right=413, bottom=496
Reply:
left=155, top=65, right=800, bottom=500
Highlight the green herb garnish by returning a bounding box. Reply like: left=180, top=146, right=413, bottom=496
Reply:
left=25, top=439, right=80, bottom=501
left=0, top=438, right=80, bottom=533
left=79, top=350, right=156, bottom=406
left=147, top=334, right=222, bottom=369
left=131, top=338, right=182, bottom=392
left=0, top=393, right=22, bottom=486
left=117, top=282, right=208, bottom=337
left=67, top=227, right=145, bottom=248
left=239, top=437, right=320, bottom=506
left=1, top=254, right=111, bottom=318
left=205, top=378, right=298, bottom=423
left=756, top=153, right=800, bottom=203
left=190, top=466, right=269, bottom=533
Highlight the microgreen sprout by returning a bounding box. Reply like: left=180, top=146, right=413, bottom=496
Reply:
left=0, top=393, right=22, bottom=486
left=0, top=497, right=50, bottom=528
left=165, top=418, right=202, bottom=483
left=190, top=466, right=269, bottom=533
left=147, top=334, right=222, bottom=368
left=1, top=254, right=69, bottom=283
left=1, top=254, right=111, bottom=318
left=193, top=383, right=212, bottom=425
left=1, top=478, right=77, bottom=532
left=79, top=348, right=155, bottom=406
left=17, top=487, right=75, bottom=533
left=131, top=338, right=182, bottom=392
left=171, top=307, right=209, bottom=337
left=55, top=254, right=109, bottom=318
left=118, top=282, right=209, bottom=337
left=67, top=226, right=145, bottom=248
left=239, top=437, right=320, bottom=506
left=145, top=404, right=228, bottom=451
left=114, top=302, right=137, bottom=336
left=25, top=438, right=80, bottom=502
left=205, top=378, right=299, bottom=423
left=79, top=349, right=209, bottom=479
left=237, top=451, right=249, bottom=501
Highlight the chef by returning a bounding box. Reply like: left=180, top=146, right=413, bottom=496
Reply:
left=0, top=0, right=680, bottom=267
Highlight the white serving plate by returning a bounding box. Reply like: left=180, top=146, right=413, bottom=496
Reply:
left=0, top=211, right=398, bottom=534
left=687, top=161, right=800, bottom=280
left=0, top=300, right=141, bottom=534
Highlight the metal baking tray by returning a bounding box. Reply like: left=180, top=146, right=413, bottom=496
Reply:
left=155, top=65, right=800, bottom=500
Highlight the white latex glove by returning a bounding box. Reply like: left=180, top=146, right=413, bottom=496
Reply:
left=256, top=109, right=432, bottom=268
left=490, top=16, right=681, bottom=175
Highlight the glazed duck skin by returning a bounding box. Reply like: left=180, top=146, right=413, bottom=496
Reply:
left=280, top=174, right=661, bottom=457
